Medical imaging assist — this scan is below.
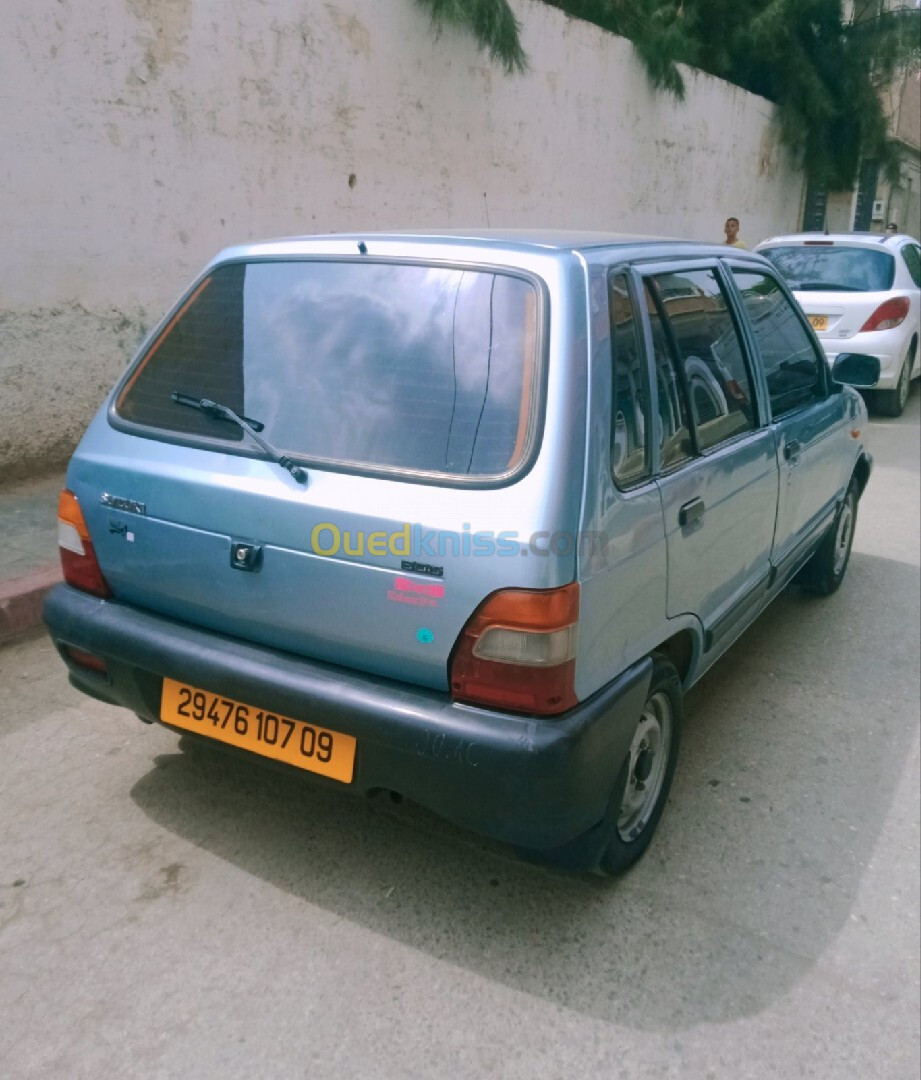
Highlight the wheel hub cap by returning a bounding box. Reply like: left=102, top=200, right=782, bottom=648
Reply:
left=634, top=747, right=654, bottom=785
left=617, top=690, right=673, bottom=841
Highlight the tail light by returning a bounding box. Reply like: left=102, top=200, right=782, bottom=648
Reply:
left=57, top=490, right=112, bottom=598
left=449, top=583, right=579, bottom=716
left=859, top=297, right=909, bottom=332
left=63, top=645, right=108, bottom=674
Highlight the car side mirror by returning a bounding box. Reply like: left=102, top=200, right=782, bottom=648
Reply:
left=831, top=353, right=881, bottom=389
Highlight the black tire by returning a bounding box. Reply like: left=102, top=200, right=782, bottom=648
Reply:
left=596, top=655, right=682, bottom=875
left=797, top=479, right=859, bottom=596
left=876, top=348, right=913, bottom=418
left=516, top=654, right=682, bottom=876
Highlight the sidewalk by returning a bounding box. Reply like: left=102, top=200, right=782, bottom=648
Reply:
left=0, top=473, right=65, bottom=644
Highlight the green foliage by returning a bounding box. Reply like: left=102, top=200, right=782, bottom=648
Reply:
left=551, top=1, right=921, bottom=188
left=412, top=1, right=918, bottom=187
left=414, top=0, right=528, bottom=73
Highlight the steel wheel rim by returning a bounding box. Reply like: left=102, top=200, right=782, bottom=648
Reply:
left=617, top=690, right=672, bottom=841
left=833, top=496, right=854, bottom=576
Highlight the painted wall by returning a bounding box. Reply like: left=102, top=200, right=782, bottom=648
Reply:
left=1, top=0, right=806, bottom=478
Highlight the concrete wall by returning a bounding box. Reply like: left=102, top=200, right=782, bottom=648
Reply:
left=1, top=0, right=806, bottom=479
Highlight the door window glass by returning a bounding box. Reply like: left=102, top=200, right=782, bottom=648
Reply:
left=648, top=268, right=756, bottom=452
left=731, top=270, right=824, bottom=417
left=644, top=282, right=694, bottom=471
left=608, top=273, right=652, bottom=487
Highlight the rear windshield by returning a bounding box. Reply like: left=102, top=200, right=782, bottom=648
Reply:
left=115, top=260, right=540, bottom=480
left=761, top=245, right=895, bottom=292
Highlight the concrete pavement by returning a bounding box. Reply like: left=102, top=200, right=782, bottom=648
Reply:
left=0, top=392, right=918, bottom=1078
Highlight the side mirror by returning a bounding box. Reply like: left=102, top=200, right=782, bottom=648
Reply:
left=831, top=353, right=881, bottom=389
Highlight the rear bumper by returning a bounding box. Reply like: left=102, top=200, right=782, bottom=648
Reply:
left=44, top=585, right=651, bottom=851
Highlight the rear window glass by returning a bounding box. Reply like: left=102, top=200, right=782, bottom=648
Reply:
left=116, top=260, right=540, bottom=479
left=761, top=245, right=895, bottom=292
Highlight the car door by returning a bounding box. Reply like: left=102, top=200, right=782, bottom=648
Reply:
left=642, top=264, right=778, bottom=652
left=727, top=266, right=853, bottom=579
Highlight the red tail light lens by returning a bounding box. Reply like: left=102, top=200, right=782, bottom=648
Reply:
left=449, top=583, right=579, bottom=716
left=63, top=645, right=108, bottom=674
left=859, top=297, right=909, bottom=332
left=57, top=490, right=112, bottom=598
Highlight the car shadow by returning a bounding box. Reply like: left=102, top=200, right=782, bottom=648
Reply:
left=129, top=549, right=919, bottom=1032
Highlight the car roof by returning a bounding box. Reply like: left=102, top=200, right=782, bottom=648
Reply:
left=755, top=232, right=913, bottom=250
left=212, top=229, right=770, bottom=265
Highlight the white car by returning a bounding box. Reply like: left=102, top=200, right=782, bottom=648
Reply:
left=755, top=232, right=921, bottom=416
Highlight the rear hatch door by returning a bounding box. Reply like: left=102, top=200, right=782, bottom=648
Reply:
left=75, top=253, right=548, bottom=691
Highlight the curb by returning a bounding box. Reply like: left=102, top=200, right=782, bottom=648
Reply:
left=0, top=565, right=61, bottom=645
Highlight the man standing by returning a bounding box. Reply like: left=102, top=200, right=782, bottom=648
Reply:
left=724, top=217, right=747, bottom=248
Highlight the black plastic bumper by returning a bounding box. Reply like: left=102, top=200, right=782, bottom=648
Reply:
left=43, top=584, right=651, bottom=850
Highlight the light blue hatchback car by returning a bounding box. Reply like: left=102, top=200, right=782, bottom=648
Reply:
left=45, top=231, right=876, bottom=874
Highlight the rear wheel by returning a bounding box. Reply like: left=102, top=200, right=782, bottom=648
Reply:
left=597, top=655, right=682, bottom=875
left=517, top=654, right=682, bottom=876
left=877, top=348, right=913, bottom=418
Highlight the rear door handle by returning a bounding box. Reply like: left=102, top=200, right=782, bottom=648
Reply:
left=784, top=439, right=802, bottom=462
left=678, top=497, right=705, bottom=527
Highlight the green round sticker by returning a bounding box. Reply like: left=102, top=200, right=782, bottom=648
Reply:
left=416, top=628, right=435, bottom=644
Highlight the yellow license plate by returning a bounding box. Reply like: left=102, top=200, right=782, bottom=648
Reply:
left=809, top=315, right=828, bottom=331
left=161, top=679, right=356, bottom=783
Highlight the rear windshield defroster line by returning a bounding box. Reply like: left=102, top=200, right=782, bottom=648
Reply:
left=114, top=259, right=543, bottom=483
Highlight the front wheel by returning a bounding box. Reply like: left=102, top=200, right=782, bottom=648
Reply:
left=797, top=480, right=859, bottom=595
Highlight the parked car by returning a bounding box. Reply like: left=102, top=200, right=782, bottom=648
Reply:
left=45, top=232, right=876, bottom=875
left=754, top=232, right=921, bottom=417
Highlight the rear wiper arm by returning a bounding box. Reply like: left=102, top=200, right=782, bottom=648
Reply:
left=171, top=392, right=307, bottom=484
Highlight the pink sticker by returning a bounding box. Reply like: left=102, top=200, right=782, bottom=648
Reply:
left=387, top=590, right=438, bottom=607
left=393, top=576, right=445, bottom=599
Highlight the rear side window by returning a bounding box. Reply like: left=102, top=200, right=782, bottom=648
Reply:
left=645, top=283, right=694, bottom=471
left=731, top=270, right=824, bottom=417
left=762, top=245, right=895, bottom=292
left=902, top=244, right=921, bottom=287
left=607, top=273, right=652, bottom=487
left=116, top=260, right=540, bottom=480
left=646, top=268, right=757, bottom=456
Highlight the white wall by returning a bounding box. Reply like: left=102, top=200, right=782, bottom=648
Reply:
left=1, top=0, right=806, bottom=477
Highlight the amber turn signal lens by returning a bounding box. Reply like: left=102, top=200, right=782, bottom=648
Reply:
left=57, top=490, right=112, bottom=598
left=449, top=583, right=580, bottom=716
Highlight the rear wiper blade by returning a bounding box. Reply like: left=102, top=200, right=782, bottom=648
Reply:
left=171, top=392, right=307, bottom=484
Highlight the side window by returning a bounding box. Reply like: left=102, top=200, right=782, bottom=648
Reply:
left=731, top=270, right=824, bottom=417
left=648, top=268, right=757, bottom=453
left=645, top=281, right=694, bottom=471
left=902, top=244, right=921, bottom=288
left=608, top=273, right=652, bottom=487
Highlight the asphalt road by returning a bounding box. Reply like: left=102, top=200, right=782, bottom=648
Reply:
left=2, top=391, right=919, bottom=1080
